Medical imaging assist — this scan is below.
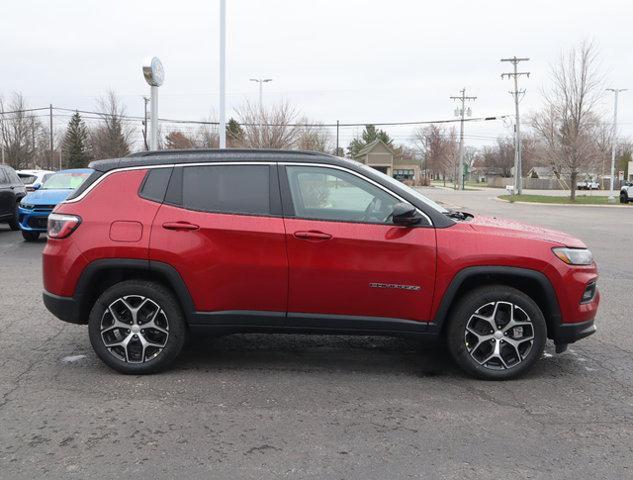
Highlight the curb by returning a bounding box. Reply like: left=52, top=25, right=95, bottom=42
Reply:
left=494, top=197, right=631, bottom=208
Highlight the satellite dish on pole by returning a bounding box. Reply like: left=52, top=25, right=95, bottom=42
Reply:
left=142, top=57, right=164, bottom=150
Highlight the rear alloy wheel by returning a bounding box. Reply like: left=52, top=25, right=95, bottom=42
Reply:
left=21, top=230, right=40, bottom=241
left=447, top=286, right=547, bottom=380
left=88, top=280, right=186, bottom=374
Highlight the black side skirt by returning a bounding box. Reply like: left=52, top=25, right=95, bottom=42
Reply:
left=190, top=311, right=432, bottom=338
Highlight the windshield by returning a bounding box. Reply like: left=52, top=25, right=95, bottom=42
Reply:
left=42, top=171, right=92, bottom=190
left=352, top=161, right=448, bottom=214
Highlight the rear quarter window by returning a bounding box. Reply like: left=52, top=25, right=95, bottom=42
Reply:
left=139, top=167, right=173, bottom=203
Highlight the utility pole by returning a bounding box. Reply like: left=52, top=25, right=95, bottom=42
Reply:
left=501, top=57, right=530, bottom=195
left=450, top=88, right=477, bottom=190
left=219, top=0, right=227, bottom=149
left=142, top=96, right=150, bottom=150
left=606, top=88, right=627, bottom=202
left=249, top=78, right=273, bottom=111
left=49, top=104, right=54, bottom=170
left=336, top=120, right=340, bottom=155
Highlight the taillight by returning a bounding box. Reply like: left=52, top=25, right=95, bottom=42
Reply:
left=47, top=213, right=81, bottom=238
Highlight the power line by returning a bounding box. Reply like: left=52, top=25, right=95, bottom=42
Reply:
left=7, top=105, right=509, bottom=128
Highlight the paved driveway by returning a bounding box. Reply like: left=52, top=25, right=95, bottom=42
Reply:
left=0, top=191, right=632, bottom=479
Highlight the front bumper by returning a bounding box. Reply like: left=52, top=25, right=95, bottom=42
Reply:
left=18, top=207, right=52, bottom=232
left=551, top=318, right=596, bottom=345
left=43, top=290, right=84, bottom=325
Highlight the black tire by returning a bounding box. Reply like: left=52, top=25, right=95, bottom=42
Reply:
left=446, top=285, right=547, bottom=380
left=21, top=230, right=40, bottom=241
left=8, top=203, right=20, bottom=231
left=621, top=193, right=629, bottom=204
left=88, top=280, right=187, bottom=374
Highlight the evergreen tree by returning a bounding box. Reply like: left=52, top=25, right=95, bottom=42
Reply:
left=62, top=112, right=91, bottom=168
left=226, top=117, right=244, bottom=147
left=347, top=124, right=393, bottom=157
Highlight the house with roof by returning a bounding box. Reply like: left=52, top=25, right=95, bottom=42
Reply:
left=353, top=139, right=421, bottom=183
left=526, top=166, right=557, bottom=179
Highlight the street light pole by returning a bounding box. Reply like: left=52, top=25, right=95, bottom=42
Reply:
left=219, top=0, right=227, bottom=149
left=607, top=88, right=627, bottom=201
left=249, top=78, right=273, bottom=111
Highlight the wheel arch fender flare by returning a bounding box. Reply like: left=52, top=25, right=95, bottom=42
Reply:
left=430, top=266, right=562, bottom=335
left=74, top=259, right=195, bottom=323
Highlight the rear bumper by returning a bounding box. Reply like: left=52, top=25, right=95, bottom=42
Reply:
left=43, top=290, right=84, bottom=325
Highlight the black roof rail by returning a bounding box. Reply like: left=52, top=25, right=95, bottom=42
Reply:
left=90, top=149, right=339, bottom=172
left=126, top=148, right=331, bottom=158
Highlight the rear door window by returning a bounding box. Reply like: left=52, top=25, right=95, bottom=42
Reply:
left=181, top=165, right=271, bottom=216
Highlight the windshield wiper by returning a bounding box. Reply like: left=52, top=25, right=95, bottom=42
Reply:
left=444, top=209, right=473, bottom=220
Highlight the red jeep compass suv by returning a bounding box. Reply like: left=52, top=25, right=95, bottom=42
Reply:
left=42, top=150, right=599, bottom=379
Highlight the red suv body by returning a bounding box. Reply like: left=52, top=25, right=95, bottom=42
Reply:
left=42, top=150, right=599, bottom=379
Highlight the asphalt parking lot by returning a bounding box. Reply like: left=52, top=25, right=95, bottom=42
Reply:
left=1, top=189, right=632, bottom=479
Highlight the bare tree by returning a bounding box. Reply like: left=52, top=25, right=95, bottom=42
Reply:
left=0, top=93, right=38, bottom=169
left=414, top=125, right=458, bottom=185
left=532, top=41, right=603, bottom=199
left=235, top=100, right=299, bottom=149
left=295, top=118, right=332, bottom=152
left=90, top=90, right=133, bottom=159
left=164, top=130, right=197, bottom=150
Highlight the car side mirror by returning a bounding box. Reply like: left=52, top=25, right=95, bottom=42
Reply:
left=32, top=183, right=41, bottom=190
left=391, top=202, right=421, bottom=227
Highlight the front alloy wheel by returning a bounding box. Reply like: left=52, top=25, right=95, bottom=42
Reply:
left=447, top=285, right=547, bottom=380
left=464, top=301, right=534, bottom=370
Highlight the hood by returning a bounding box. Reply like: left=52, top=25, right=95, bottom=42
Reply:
left=21, top=189, right=73, bottom=206
left=468, top=215, right=586, bottom=248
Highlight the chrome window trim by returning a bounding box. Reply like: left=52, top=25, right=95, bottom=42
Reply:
left=62, top=160, right=433, bottom=226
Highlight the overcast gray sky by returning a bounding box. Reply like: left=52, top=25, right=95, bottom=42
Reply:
left=1, top=0, right=631, bottom=148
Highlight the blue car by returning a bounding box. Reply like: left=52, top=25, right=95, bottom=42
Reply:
left=18, top=168, right=92, bottom=241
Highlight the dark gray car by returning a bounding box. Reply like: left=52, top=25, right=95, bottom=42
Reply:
left=0, top=165, right=27, bottom=230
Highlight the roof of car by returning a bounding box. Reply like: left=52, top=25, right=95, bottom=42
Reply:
left=56, top=168, right=93, bottom=173
left=17, top=169, right=55, bottom=175
left=89, top=149, right=346, bottom=172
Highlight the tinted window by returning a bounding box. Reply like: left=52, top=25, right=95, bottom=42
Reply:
left=140, top=167, right=172, bottom=203
left=182, top=165, right=270, bottom=215
left=7, top=169, right=21, bottom=184
left=285, top=165, right=399, bottom=224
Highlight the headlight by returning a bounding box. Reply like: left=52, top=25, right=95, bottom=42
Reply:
left=552, top=247, right=593, bottom=266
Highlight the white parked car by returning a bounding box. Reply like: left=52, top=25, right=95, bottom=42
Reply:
left=621, top=182, right=633, bottom=204
left=16, top=169, right=55, bottom=192
left=577, top=180, right=600, bottom=190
